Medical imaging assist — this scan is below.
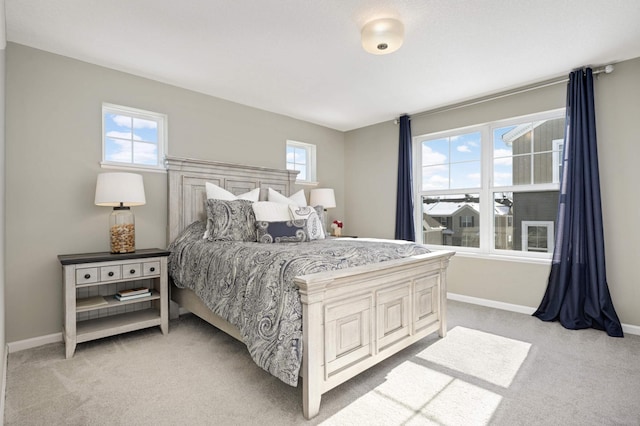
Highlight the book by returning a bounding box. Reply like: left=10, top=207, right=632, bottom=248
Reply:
left=115, top=291, right=152, bottom=301
left=77, top=296, right=108, bottom=309
left=116, top=287, right=150, bottom=297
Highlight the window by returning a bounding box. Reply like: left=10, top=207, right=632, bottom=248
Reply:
left=460, top=216, right=474, bottom=228
left=286, top=140, right=317, bottom=184
left=415, top=109, right=564, bottom=258
left=102, top=103, right=167, bottom=171
left=522, top=221, right=555, bottom=253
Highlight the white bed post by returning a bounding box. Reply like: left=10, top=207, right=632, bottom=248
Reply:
left=297, top=277, right=329, bottom=420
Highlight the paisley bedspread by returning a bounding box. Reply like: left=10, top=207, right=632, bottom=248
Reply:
left=168, top=221, right=431, bottom=386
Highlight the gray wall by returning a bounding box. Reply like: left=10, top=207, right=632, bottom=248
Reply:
left=345, top=57, right=640, bottom=328
left=1, top=41, right=6, bottom=401
left=4, top=43, right=345, bottom=342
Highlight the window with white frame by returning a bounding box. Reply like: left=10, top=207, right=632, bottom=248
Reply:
left=102, top=103, right=167, bottom=171
left=415, top=108, right=565, bottom=257
left=286, top=140, right=317, bottom=183
left=522, top=221, right=555, bottom=253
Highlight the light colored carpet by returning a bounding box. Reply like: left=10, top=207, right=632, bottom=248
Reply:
left=5, top=300, right=640, bottom=425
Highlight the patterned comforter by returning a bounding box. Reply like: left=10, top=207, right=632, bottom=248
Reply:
left=168, top=221, right=431, bottom=386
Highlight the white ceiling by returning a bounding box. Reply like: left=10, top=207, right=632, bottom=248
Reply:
left=5, top=0, right=640, bottom=131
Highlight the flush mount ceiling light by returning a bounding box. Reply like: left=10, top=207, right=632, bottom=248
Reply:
left=361, top=18, right=404, bottom=55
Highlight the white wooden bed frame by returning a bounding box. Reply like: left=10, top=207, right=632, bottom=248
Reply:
left=166, top=156, right=454, bottom=419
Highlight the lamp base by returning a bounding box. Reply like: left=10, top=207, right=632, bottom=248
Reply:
left=110, top=207, right=136, bottom=254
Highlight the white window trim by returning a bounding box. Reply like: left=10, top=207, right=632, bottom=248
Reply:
left=522, top=221, right=555, bottom=253
left=552, top=138, right=564, bottom=184
left=286, top=140, right=318, bottom=185
left=101, top=103, right=168, bottom=173
left=413, top=108, right=565, bottom=261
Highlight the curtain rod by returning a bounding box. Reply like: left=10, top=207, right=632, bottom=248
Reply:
left=397, top=64, right=615, bottom=123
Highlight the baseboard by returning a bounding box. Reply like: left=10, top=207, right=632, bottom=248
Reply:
left=448, top=292, right=537, bottom=315
left=621, top=323, right=640, bottom=336
left=7, top=332, right=62, bottom=353
left=448, top=292, right=640, bottom=336
left=1, top=344, right=8, bottom=423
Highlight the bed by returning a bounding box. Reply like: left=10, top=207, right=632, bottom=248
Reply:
left=166, top=156, right=454, bottom=419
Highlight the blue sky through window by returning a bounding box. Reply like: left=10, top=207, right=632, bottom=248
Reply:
left=422, top=132, right=481, bottom=190
left=286, top=145, right=307, bottom=180
left=493, top=125, right=516, bottom=187
left=104, top=113, right=159, bottom=166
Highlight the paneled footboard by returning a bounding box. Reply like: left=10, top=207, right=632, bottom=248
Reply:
left=295, top=249, right=454, bottom=419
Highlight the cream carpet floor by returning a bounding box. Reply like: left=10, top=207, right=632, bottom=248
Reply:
left=5, top=300, right=640, bottom=425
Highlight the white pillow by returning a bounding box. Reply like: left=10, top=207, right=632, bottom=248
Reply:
left=289, top=205, right=325, bottom=240
left=268, top=188, right=307, bottom=207
left=252, top=201, right=293, bottom=222
left=206, top=182, right=260, bottom=202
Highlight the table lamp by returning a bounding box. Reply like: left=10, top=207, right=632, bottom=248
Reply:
left=310, top=188, right=336, bottom=235
left=95, top=172, right=146, bottom=253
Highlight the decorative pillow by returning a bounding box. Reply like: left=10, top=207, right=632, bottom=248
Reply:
left=256, top=220, right=309, bottom=243
left=252, top=201, right=292, bottom=222
left=205, top=182, right=260, bottom=201
left=313, top=205, right=326, bottom=236
left=289, top=205, right=325, bottom=240
left=205, top=199, right=257, bottom=242
left=268, top=188, right=307, bottom=207
left=203, top=183, right=260, bottom=238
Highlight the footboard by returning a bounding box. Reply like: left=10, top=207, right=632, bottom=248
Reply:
left=295, top=249, right=454, bottom=419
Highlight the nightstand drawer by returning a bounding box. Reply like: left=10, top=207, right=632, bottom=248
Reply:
left=122, top=263, right=142, bottom=278
left=100, top=265, right=121, bottom=281
left=143, top=261, right=161, bottom=276
left=76, top=267, right=98, bottom=285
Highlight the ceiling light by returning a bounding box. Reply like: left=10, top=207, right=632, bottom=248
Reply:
left=361, top=18, right=404, bottom=55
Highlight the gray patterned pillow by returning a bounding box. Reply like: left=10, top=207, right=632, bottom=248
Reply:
left=205, top=199, right=257, bottom=242
left=256, top=220, right=309, bottom=243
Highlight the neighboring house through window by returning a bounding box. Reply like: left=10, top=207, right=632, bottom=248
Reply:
left=286, top=140, right=317, bottom=184
left=102, top=103, right=167, bottom=172
left=415, top=108, right=564, bottom=258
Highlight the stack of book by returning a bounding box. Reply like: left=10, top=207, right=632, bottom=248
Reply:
left=115, top=287, right=152, bottom=301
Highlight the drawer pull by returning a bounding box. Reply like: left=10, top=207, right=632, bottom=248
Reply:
left=108, top=271, right=114, bottom=277
left=130, top=269, right=136, bottom=274
left=84, top=274, right=91, bottom=279
left=150, top=267, right=155, bottom=272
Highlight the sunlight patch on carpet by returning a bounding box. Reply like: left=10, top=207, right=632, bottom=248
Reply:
left=417, top=326, right=531, bottom=388
left=321, top=326, right=531, bottom=425
left=321, top=355, right=502, bottom=425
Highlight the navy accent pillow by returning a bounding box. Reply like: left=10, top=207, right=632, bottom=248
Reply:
left=256, top=220, right=309, bottom=243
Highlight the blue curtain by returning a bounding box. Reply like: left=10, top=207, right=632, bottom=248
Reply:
left=533, top=68, right=623, bottom=337
left=395, top=114, right=415, bottom=241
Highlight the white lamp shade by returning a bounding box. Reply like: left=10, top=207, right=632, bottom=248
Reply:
left=310, top=188, right=336, bottom=209
left=361, top=18, right=404, bottom=55
left=95, top=173, right=146, bottom=207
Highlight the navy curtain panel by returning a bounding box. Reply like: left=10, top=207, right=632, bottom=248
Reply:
left=533, top=68, right=623, bottom=337
left=395, top=114, right=415, bottom=241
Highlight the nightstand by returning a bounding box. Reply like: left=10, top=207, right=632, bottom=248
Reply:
left=58, top=248, right=170, bottom=358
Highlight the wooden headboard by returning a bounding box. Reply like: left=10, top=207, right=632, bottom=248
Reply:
left=166, top=156, right=298, bottom=243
